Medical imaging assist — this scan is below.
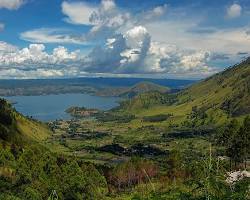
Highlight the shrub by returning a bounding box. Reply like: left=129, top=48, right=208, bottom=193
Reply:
left=96, top=113, right=135, bottom=123
left=143, top=114, right=172, bottom=122
left=107, top=158, right=158, bottom=191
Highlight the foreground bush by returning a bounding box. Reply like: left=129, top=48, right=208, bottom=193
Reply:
left=0, top=144, right=108, bottom=200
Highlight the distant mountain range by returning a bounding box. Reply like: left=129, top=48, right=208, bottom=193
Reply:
left=0, top=77, right=194, bottom=96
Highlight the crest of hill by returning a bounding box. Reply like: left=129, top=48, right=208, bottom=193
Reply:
left=96, top=81, right=170, bottom=98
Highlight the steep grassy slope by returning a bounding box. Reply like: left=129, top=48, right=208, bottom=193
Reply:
left=179, top=58, right=250, bottom=116
left=119, top=58, right=250, bottom=124
left=0, top=98, right=51, bottom=144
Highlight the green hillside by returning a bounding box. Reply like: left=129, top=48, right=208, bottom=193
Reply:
left=118, top=91, right=177, bottom=111
left=180, top=58, right=250, bottom=116
left=119, top=58, right=250, bottom=125
left=0, top=99, right=110, bottom=200
left=0, top=99, right=51, bottom=144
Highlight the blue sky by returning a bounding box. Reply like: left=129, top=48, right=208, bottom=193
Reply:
left=0, top=0, right=250, bottom=79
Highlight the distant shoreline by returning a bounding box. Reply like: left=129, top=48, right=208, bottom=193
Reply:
left=0, top=77, right=195, bottom=97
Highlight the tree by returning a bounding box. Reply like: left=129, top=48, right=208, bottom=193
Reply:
left=226, top=134, right=244, bottom=169
left=240, top=116, right=250, bottom=169
left=216, top=119, right=240, bottom=169
left=166, top=150, right=183, bottom=180
left=224, top=117, right=250, bottom=169
left=217, top=119, right=239, bottom=146
left=22, top=187, right=42, bottom=200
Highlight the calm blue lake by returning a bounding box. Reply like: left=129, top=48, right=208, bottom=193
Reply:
left=4, top=94, right=120, bottom=122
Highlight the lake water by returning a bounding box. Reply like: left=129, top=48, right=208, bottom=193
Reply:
left=4, top=94, right=120, bottom=122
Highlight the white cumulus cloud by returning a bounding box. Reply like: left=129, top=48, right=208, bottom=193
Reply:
left=0, top=41, right=18, bottom=52
left=0, top=42, right=81, bottom=70
left=0, top=0, right=24, bottom=10
left=0, top=41, right=84, bottom=78
left=88, top=0, right=130, bottom=39
left=61, top=0, right=131, bottom=41
left=61, top=1, right=97, bottom=25
left=226, top=3, right=242, bottom=18
left=85, top=26, right=216, bottom=77
left=61, top=0, right=167, bottom=41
